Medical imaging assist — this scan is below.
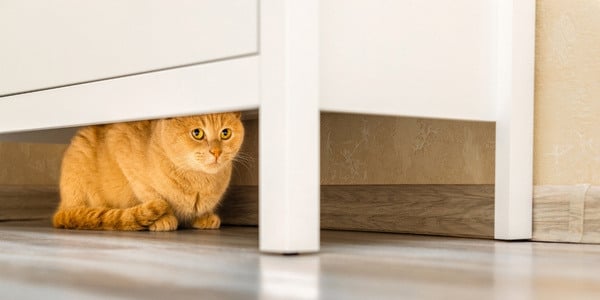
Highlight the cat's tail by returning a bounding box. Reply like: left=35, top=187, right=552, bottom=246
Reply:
left=52, top=199, right=169, bottom=231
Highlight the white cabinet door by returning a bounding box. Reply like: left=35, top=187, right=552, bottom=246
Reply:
left=320, top=0, right=496, bottom=121
left=0, top=0, right=257, bottom=96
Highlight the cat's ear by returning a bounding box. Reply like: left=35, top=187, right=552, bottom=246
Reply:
left=233, top=112, right=242, bottom=119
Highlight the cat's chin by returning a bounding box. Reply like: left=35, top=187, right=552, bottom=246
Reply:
left=197, top=163, right=224, bottom=174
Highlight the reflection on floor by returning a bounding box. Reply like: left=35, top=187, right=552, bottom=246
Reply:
left=1, top=219, right=600, bottom=299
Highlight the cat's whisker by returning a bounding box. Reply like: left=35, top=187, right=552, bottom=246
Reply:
left=233, top=157, right=253, bottom=166
left=232, top=153, right=255, bottom=171
left=233, top=159, right=251, bottom=167
left=233, top=152, right=255, bottom=163
left=232, top=160, right=253, bottom=172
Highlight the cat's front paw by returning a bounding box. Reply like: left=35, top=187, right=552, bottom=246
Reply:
left=192, top=213, right=221, bottom=230
left=149, top=214, right=178, bottom=232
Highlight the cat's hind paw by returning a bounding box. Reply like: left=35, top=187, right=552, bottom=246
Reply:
left=192, top=213, right=221, bottom=230
left=149, top=214, right=178, bottom=232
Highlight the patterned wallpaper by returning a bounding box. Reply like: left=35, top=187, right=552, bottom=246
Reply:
left=1, top=0, right=598, bottom=187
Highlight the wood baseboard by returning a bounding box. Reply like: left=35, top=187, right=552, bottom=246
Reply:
left=221, top=185, right=495, bottom=239
left=5, top=184, right=600, bottom=243
left=0, top=185, right=58, bottom=221
left=0, top=184, right=495, bottom=238
left=533, top=185, right=600, bottom=243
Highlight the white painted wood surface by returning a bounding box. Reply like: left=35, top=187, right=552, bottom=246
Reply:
left=0, top=57, right=260, bottom=134
left=319, top=0, right=497, bottom=121
left=259, top=0, right=320, bottom=253
left=494, top=0, right=536, bottom=240
left=0, top=0, right=257, bottom=96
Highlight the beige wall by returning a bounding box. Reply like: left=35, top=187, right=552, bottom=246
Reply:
left=231, top=116, right=495, bottom=186
left=534, top=0, right=600, bottom=185
left=2, top=0, right=598, bottom=187
left=0, top=143, right=66, bottom=185
left=320, top=114, right=495, bottom=185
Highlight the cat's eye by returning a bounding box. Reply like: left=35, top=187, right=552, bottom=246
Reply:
left=220, top=128, right=232, bottom=140
left=191, top=128, right=205, bottom=140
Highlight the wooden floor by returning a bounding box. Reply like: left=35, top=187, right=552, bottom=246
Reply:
left=1, top=220, right=600, bottom=299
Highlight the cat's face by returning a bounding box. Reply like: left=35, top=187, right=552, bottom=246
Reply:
left=158, top=113, right=244, bottom=174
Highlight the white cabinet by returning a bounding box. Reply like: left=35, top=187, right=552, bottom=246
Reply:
left=0, top=0, right=536, bottom=254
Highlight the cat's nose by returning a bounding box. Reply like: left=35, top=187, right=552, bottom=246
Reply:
left=210, top=148, right=221, bottom=159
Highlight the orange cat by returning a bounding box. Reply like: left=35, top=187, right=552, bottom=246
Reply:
left=53, top=112, right=244, bottom=231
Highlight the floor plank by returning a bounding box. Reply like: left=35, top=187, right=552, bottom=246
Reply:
left=1, top=219, right=600, bottom=299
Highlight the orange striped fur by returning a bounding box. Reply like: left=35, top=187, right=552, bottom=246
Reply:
left=53, top=113, right=244, bottom=231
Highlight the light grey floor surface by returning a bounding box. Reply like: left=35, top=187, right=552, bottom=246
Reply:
left=1, top=219, right=600, bottom=299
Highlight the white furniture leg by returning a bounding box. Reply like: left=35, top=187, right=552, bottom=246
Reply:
left=259, top=0, right=320, bottom=253
left=494, top=0, right=536, bottom=240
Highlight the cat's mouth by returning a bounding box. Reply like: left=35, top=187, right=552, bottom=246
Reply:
left=207, top=157, right=222, bottom=165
